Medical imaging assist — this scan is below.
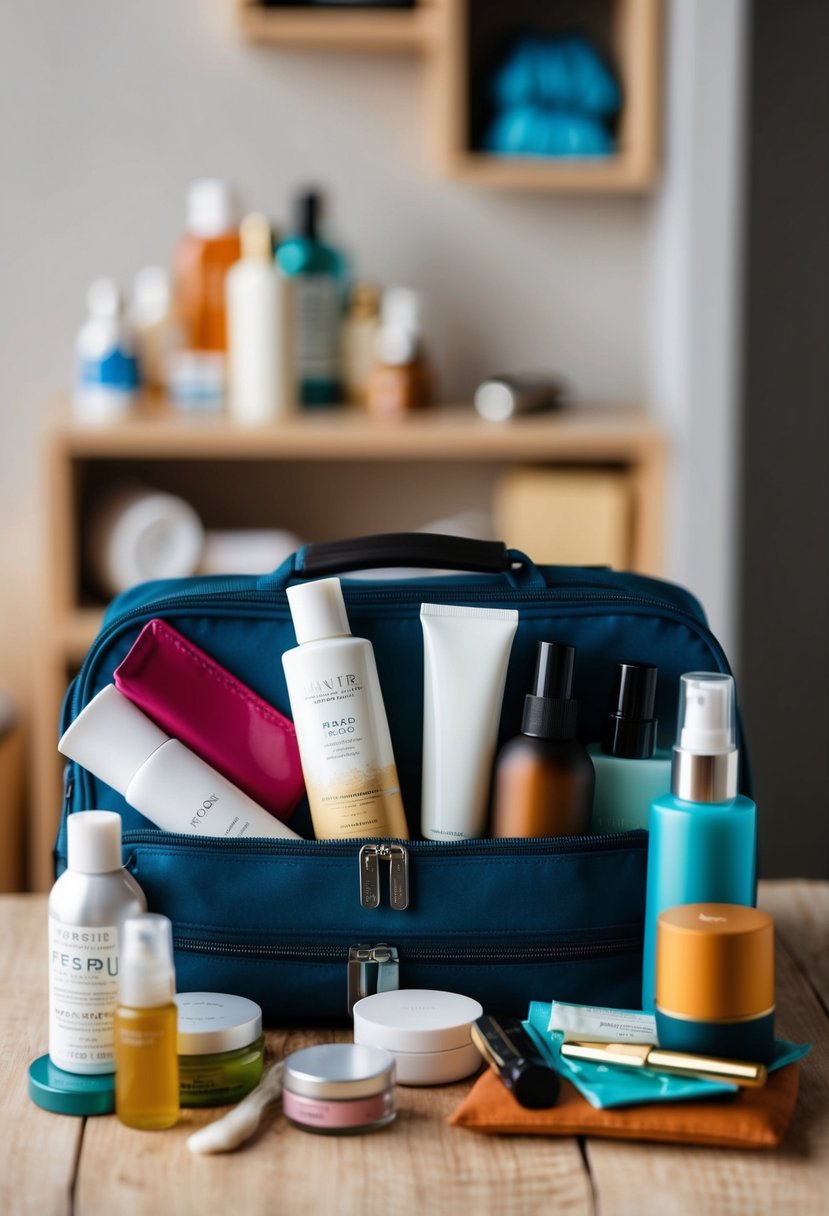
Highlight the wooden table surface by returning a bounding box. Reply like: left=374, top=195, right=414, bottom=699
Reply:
left=1, top=881, right=826, bottom=1216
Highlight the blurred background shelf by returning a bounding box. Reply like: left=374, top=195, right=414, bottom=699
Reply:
left=31, top=398, right=665, bottom=889
left=237, top=1, right=438, bottom=52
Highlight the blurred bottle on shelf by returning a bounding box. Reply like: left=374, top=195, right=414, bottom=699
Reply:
left=74, top=278, right=140, bottom=422
left=226, top=213, right=294, bottom=424
left=341, top=281, right=381, bottom=407
left=366, top=288, right=433, bottom=418
left=276, top=189, right=348, bottom=408
left=130, top=267, right=182, bottom=393
left=172, top=179, right=241, bottom=353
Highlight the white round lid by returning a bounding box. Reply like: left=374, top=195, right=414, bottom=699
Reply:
left=352, top=989, right=483, bottom=1054
left=175, top=992, right=263, bottom=1054
left=283, top=1043, right=395, bottom=1100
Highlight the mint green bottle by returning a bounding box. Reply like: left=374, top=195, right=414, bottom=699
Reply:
left=276, top=190, right=348, bottom=407
left=588, top=662, right=672, bottom=833
left=641, top=673, right=756, bottom=1011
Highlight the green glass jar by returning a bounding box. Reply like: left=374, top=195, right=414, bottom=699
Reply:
left=175, top=992, right=265, bottom=1108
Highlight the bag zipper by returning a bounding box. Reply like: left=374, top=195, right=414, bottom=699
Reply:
left=172, top=935, right=642, bottom=966
left=122, top=827, right=647, bottom=859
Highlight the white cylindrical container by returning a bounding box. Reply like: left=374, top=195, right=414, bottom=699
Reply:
left=353, top=989, right=483, bottom=1086
left=58, top=685, right=301, bottom=841
left=226, top=213, right=294, bottom=424
left=282, top=577, right=409, bottom=840
left=48, top=811, right=147, bottom=1075
left=88, top=484, right=204, bottom=597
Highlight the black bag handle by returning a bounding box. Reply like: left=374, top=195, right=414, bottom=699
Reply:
left=300, top=533, right=510, bottom=577
left=258, top=533, right=546, bottom=589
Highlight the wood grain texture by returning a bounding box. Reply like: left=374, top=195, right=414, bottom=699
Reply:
left=0, top=895, right=81, bottom=1216
left=761, top=880, right=829, bottom=1011
left=585, top=884, right=829, bottom=1216
left=76, top=1026, right=592, bottom=1216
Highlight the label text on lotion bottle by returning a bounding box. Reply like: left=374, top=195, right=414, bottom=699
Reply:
left=49, top=917, right=119, bottom=1070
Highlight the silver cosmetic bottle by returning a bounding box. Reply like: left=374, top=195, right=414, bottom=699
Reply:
left=48, top=811, right=146, bottom=1075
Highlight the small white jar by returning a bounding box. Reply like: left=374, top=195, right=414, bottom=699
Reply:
left=353, top=989, right=483, bottom=1086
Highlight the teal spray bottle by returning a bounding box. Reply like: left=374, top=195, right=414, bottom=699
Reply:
left=641, top=673, right=756, bottom=1011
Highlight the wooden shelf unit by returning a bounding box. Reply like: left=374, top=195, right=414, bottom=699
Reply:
left=238, top=0, right=661, bottom=193
left=32, top=400, right=666, bottom=889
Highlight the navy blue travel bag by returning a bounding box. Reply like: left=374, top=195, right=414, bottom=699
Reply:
left=55, top=534, right=746, bottom=1024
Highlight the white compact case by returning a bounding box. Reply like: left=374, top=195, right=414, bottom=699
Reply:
left=352, top=989, right=483, bottom=1086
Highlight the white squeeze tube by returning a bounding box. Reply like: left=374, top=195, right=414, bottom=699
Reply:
left=59, top=686, right=301, bottom=841
left=420, top=604, right=519, bottom=840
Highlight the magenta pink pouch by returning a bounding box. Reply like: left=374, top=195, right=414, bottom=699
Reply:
left=114, top=618, right=303, bottom=822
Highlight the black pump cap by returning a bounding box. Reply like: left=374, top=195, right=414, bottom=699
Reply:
left=601, top=662, right=658, bottom=759
left=521, top=642, right=578, bottom=740
left=297, top=190, right=321, bottom=241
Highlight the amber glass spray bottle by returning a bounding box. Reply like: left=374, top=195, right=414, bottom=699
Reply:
left=491, top=641, right=594, bottom=837
left=114, top=914, right=179, bottom=1129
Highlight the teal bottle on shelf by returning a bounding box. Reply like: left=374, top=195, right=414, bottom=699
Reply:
left=276, top=189, right=348, bottom=408
left=641, top=672, right=756, bottom=1012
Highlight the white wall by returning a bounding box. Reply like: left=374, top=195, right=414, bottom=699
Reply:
left=0, top=0, right=748, bottom=706
left=646, top=0, right=748, bottom=658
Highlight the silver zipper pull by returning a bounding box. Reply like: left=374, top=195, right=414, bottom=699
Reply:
left=347, top=943, right=400, bottom=1014
left=359, top=844, right=381, bottom=909
left=358, top=843, right=410, bottom=910
left=385, top=844, right=410, bottom=911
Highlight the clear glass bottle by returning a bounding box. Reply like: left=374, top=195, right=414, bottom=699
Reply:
left=114, top=914, right=179, bottom=1130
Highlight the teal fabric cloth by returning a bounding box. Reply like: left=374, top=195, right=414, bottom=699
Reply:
left=525, top=1001, right=811, bottom=1109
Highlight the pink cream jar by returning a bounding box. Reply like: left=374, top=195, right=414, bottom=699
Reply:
left=282, top=1043, right=396, bottom=1135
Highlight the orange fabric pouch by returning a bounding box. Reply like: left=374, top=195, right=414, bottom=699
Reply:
left=448, top=1064, right=801, bottom=1149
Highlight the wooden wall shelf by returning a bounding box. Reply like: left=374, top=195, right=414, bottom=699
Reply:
left=32, top=398, right=665, bottom=889
left=237, top=1, right=437, bottom=52
left=237, top=0, right=661, bottom=193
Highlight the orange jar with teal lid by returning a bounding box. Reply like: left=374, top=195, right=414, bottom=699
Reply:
left=175, top=992, right=265, bottom=1107
left=655, top=904, right=775, bottom=1064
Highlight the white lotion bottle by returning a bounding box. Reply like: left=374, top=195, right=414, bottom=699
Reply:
left=282, top=578, right=409, bottom=840
left=226, top=212, right=294, bottom=423
left=49, top=811, right=147, bottom=1075
left=59, top=685, right=300, bottom=841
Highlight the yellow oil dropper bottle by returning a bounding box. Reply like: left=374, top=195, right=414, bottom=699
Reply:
left=114, top=914, right=179, bottom=1130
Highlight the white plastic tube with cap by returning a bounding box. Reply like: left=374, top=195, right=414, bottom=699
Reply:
left=59, top=686, right=300, bottom=841
left=420, top=603, right=518, bottom=840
